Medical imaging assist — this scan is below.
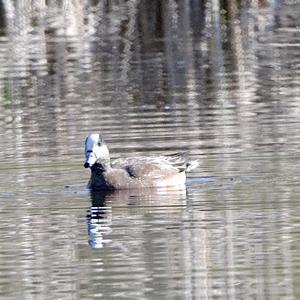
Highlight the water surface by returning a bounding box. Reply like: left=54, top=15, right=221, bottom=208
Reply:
left=0, top=1, right=300, bottom=299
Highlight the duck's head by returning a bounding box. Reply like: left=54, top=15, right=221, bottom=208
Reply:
left=84, top=133, right=110, bottom=169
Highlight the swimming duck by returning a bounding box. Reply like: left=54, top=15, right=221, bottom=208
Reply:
left=84, top=133, right=198, bottom=190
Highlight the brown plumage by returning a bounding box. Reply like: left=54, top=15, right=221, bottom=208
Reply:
left=84, top=134, right=198, bottom=190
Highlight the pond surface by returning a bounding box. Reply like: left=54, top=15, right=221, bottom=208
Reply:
left=0, top=1, right=300, bottom=299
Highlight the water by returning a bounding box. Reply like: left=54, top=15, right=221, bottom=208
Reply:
left=0, top=0, right=300, bottom=299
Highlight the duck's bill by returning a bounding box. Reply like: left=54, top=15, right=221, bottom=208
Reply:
left=84, top=152, right=97, bottom=168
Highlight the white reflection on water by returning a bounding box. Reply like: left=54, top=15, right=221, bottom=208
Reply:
left=87, top=191, right=113, bottom=249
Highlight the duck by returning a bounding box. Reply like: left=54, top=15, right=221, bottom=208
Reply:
left=83, top=133, right=198, bottom=190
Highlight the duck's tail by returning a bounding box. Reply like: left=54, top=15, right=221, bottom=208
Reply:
left=186, top=160, right=199, bottom=172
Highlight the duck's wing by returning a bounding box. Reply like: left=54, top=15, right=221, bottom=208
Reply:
left=157, top=153, right=199, bottom=172
left=112, top=153, right=190, bottom=179
left=157, top=153, right=189, bottom=172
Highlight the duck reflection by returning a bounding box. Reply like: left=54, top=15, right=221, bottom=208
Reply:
left=86, top=187, right=187, bottom=249
left=86, top=191, right=113, bottom=249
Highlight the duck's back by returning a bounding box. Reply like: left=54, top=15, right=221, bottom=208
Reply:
left=89, top=153, right=197, bottom=190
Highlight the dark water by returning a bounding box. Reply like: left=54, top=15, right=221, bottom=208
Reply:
left=0, top=0, right=300, bottom=299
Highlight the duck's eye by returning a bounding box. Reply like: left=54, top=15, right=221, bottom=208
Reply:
left=97, top=136, right=104, bottom=146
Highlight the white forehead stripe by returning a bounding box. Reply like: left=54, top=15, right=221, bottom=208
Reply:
left=85, top=133, right=99, bottom=150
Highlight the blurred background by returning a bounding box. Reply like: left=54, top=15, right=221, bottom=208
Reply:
left=0, top=0, right=299, bottom=299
